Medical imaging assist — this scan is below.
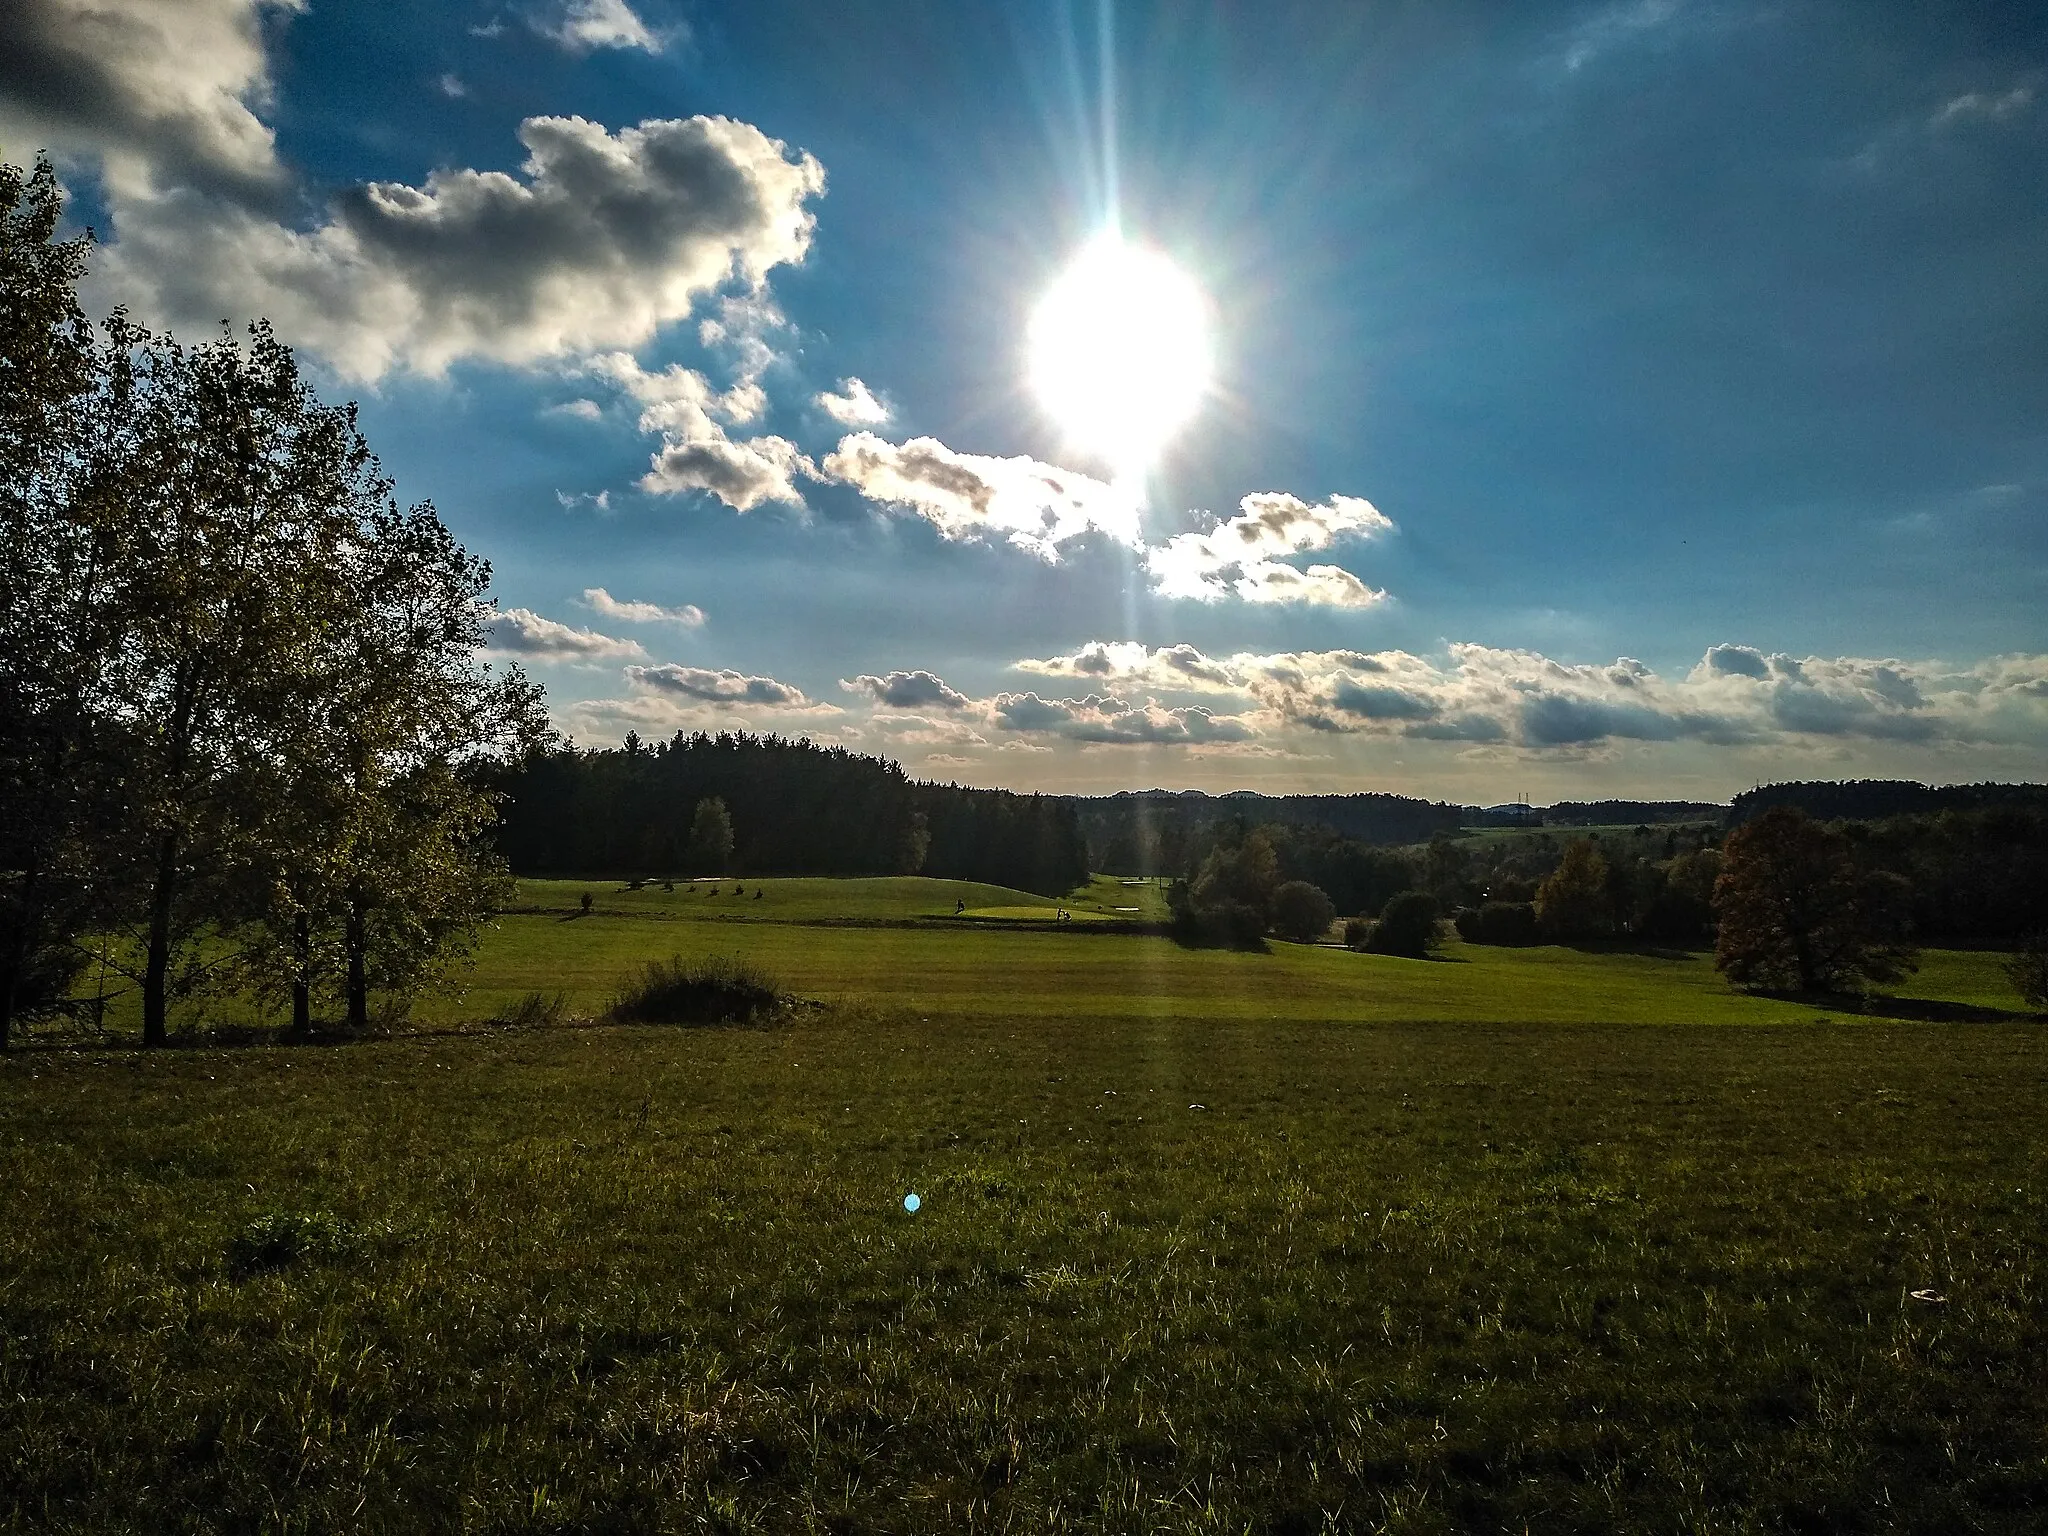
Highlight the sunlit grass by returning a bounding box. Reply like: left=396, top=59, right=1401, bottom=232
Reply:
left=3, top=1015, right=2044, bottom=1531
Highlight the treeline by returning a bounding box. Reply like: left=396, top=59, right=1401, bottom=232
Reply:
left=488, top=732, right=1089, bottom=897
left=1074, top=789, right=1461, bottom=873
left=1731, top=780, right=2048, bottom=824
left=0, top=161, right=542, bottom=1046
left=1535, top=800, right=1726, bottom=827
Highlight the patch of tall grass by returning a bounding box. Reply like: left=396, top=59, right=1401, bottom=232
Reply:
left=604, top=953, right=786, bottom=1025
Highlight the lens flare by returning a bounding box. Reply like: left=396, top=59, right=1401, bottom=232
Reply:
left=1027, top=233, right=1213, bottom=479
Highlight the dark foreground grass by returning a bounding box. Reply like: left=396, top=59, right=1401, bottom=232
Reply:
left=3, top=1015, right=2045, bottom=1533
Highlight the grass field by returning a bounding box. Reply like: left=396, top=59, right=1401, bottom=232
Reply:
left=8, top=875, right=2043, bottom=1530
left=46, top=875, right=2033, bottom=1038
left=3, top=1013, right=2045, bottom=1532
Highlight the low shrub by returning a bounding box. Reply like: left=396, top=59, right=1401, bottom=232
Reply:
left=607, top=954, right=786, bottom=1026
left=1342, top=916, right=1373, bottom=950
left=495, top=990, right=571, bottom=1028
left=1168, top=898, right=1269, bottom=951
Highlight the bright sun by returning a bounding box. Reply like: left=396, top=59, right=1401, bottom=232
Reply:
left=1027, top=234, right=1213, bottom=479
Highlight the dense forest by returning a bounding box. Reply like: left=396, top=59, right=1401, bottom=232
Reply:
left=1730, top=780, right=2048, bottom=823
left=485, top=732, right=1089, bottom=897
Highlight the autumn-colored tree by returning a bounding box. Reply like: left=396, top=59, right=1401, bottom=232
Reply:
left=1535, top=839, right=1612, bottom=941
left=1713, top=806, right=1916, bottom=993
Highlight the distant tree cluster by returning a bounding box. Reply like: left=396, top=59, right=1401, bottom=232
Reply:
left=0, top=160, right=544, bottom=1046
left=1078, top=790, right=1462, bottom=874
left=485, top=732, right=1088, bottom=897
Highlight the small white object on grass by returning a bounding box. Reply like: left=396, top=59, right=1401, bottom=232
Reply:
left=903, top=1192, right=921, bottom=1213
left=1909, top=1288, right=1946, bottom=1303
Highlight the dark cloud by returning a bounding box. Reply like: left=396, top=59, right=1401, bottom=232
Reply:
left=626, top=663, right=809, bottom=706
left=0, top=0, right=293, bottom=207
left=842, top=670, right=971, bottom=711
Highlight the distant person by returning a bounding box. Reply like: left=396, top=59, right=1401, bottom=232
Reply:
left=955, top=898, right=966, bottom=913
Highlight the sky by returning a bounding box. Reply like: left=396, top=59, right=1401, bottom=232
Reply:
left=4, top=0, right=2045, bottom=802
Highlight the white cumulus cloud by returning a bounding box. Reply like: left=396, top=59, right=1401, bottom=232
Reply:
left=815, top=376, right=890, bottom=426
left=593, top=351, right=814, bottom=511
left=823, top=433, right=1140, bottom=560
left=484, top=608, right=645, bottom=660
left=582, top=588, right=704, bottom=627
left=0, top=5, right=828, bottom=383
left=1147, top=492, right=1392, bottom=606
left=536, top=0, right=666, bottom=54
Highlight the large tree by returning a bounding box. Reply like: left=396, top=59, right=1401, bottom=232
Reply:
left=0, top=157, right=547, bottom=1045
left=0, top=160, right=114, bottom=1046
left=1535, top=839, right=1612, bottom=942
left=1713, top=806, right=1916, bottom=994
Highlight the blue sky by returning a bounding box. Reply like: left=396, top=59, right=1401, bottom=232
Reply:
left=5, top=0, right=2044, bottom=799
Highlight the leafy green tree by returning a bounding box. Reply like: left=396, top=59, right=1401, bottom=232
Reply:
left=2, top=157, right=548, bottom=1043
left=1535, top=840, right=1612, bottom=942
left=896, top=810, right=930, bottom=875
left=2002, top=931, right=2046, bottom=1013
left=1271, top=880, right=1335, bottom=943
left=1366, top=891, right=1441, bottom=958
left=0, top=158, right=107, bottom=1046
left=1713, top=806, right=1917, bottom=993
left=238, top=497, right=546, bottom=1031
left=688, top=797, right=735, bottom=875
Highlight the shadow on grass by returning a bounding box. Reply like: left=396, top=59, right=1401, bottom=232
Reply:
left=1750, top=990, right=2039, bottom=1024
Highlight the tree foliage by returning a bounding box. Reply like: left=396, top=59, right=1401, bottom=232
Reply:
left=0, top=158, right=544, bottom=1045
left=488, top=733, right=1087, bottom=896
left=1535, top=840, right=1612, bottom=942
left=2006, top=932, right=2048, bottom=1014
left=1713, top=807, right=1917, bottom=994
left=1366, top=891, right=1441, bottom=958
left=1270, top=880, right=1336, bottom=944
left=687, top=797, right=735, bottom=876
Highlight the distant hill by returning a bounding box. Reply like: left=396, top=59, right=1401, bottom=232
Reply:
left=1730, top=780, right=2048, bottom=824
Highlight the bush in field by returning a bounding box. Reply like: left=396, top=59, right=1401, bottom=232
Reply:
left=1167, top=883, right=1269, bottom=951
left=1455, top=900, right=1540, bottom=947
left=1367, top=892, right=1441, bottom=958
left=607, top=954, right=784, bottom=1025
left=1342, top=916, right=1373, bottom=950
left=2008, top=932, right=2048, bottom=1012
left=1271, top=881, right=1336, bottom=943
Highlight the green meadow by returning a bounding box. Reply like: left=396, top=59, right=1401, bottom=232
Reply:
left=418, top=877, right=2015, bottom=1031
left=5, top=875, right=2044, bottom=1532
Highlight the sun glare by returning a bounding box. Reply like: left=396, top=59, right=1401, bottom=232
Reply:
left=1027, top=234, right=1213, bottom=480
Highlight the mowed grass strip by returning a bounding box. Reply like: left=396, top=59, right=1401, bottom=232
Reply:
left=506, top=876, right=1148, bottom=924
left=425, top=914, right=2018, bottom=1027
left=2, top=1017, right=2043, bottom=1532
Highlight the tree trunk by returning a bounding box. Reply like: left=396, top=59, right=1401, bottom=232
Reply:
left=0, top=946, right=16, bottom=1053
left=142, top=832, right=179, bottom=1047
left=345, top=893, right=368, bottom=1031
left=292, top=910, right=311, bottom=1033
